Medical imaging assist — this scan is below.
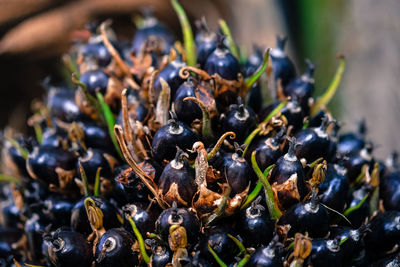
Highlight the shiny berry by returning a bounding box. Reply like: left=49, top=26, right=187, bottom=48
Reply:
left=221, top=100, right=257, bottom=144
left=70, top=196, right=121, bottom=235
left=270, top=138, right=308, bottom=210
left=318, top=163, right=349, bottom=213
left=174, top=78, right=203, bottom=125
left=277, top=192, right=329, bottom=238
left=131, top=12, right=175, bottom=55
left=80, top=69, right=109, bottom=96
left=270, top=36, right=296, bottom=87
left=217, top=143, right=253, bottom=196
left=158, top=149, right=197, bottom=206
left=155, top=204, right=200, bottom=246
left=294, top=118, right=332, bottom=163
left=364, top=211, right=400, bottom=256
left=306, top=237, right=344, bottom=267
left=122, top=202, right=160, bottom=238
left=284, top=59, right=315, bottom=113
left=236, top=196, right=274, bottom=247
left=195, top=18, right=217, bottom=68
left=153, top=57, right=185, bottom=98
left=204, top=35, right=240, bottom=81
left=45, top=229, right=92, bottom=267
left=27, top=145, right=76, bottom=187
left=245, top=237, right=283, bottom=267
left=112, top=165, right=152, bottom=205
left=152, top=119, right=199, bottom=163
left=95, top=228, right=139, bottom=267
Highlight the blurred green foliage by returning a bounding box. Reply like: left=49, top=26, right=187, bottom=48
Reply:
left=296, top=0, right=347, bottom=116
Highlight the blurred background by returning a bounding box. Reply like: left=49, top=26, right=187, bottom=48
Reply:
left=0, top=0, right=399, bottom=159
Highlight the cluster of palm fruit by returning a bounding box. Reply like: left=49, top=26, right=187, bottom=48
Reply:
left=1, top=1, right=400, bottom=266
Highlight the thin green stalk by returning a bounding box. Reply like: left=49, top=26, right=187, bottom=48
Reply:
left=33, top=124, right=43, bottom=144
left=343, top=194, right=369, bottom=217
left=251, top=151, right=282, bottom=220
left=219, top=19, right=239, bottom=60
left=263, top=165, right=275, bottom=177
left=72, top=74, right=101, bottom=114
left=369, top=187, right=379, bottom=215
left=311, top=55, right=346, bottom=116
left=245, top=48, right=270, bottom=89
left=205, top=186, right=231, bottom=225
left=147, top=233, right=159, bottom=239
left=6, top=138, right=28, bottom=159
left=96, top=92, right=123, bottom=159
left=243, top=100, right=287, bottom=156
left=321, top=203, right=352, bottom=226
left=242, top=128, right=260, bottom=156
left=128, top=216, right=150, bottom=264
left=302, top=119, right=309, bottom=129
left=339, top=236, right=349, bottom=246
left=228, top=234, right=246, bottom=256
left=286, top=241, right=295, bottom=251
left=62, top=54, right=80, bottom=79
left=350, top=165, right=368, bottom=188
left=0, top=174, right=20, bottom=185
left=239, top=45, right=248, bottom=66
left=236, top=254, right=250, bottom=267
left=241, top=164, right=275, bottom=209
left=171, top=0, right=196, bottom=66
left=93, top=167, right=102, bottom=197
left=208, top=244, right=228, bottom=267
left=241, top=181, right=262, bottom=209
left=184, top=97, right=213, bottom=145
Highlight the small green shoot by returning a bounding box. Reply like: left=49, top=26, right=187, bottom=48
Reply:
left=171, top=0, right=196, bottom=66
left=219, top=19, right=240, bottom=60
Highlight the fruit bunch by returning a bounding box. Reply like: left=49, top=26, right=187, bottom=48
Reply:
left=1, top=1, right=400, bottom=266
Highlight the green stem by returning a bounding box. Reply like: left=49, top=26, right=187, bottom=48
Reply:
left=241, top=181, right=262, bottom=209
left=184, top=97, right=213, bottom=145
left=127, top=216, right=150, bottom=264
left=72, top=74, right=102, bottom=115
left=286, top=241, right=295, bottom=251
left=96, top=92, right=123, bottom=159
left=93, top=167, right=102, bottom=197
left=0, top=174, right=20, bottom=185
left=241, top=164, right=275, bottom=209
left=245, top=48, right=270, bottom=89
left=239, top=45, right=248, bottom=66
left=302, top=119, right=309, bottom=129
left=219, top=19, right=239, bottom=60
left=350, top=165, right=368, bottom=189
left=6, top=138, right=28, bottom=159
left=207, top=132, right=236, bottom=161
left=171, top=0, right=196, bottom=66
left=33, top=124, right=43, bottom=144
left=243, top=100, right=287, bottom=156
left=242, top=128, right=260, bottom=156
left=251, top=151, right=282, bottom=220
left=339, top=236, right=349, bottom=246
left=311, top=55, right=346, bottom=116
left=236, top=254, right=250, bottom=267
left=62, top=54, right=80, bottom=79
left=205, top=186, right=231, bottom=225
left=369, top=187, right=379, bottom=215
left=208, top=244, right=228, bottom=267
left=228, top=234, right=246, bottom=256
left=343, top=193, right=369, bottom=217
